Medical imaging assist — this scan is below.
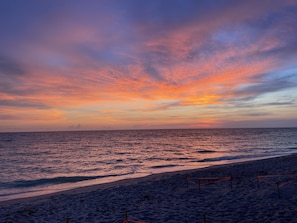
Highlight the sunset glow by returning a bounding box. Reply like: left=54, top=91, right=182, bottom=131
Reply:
left=1, top=0, right=297, bottom=132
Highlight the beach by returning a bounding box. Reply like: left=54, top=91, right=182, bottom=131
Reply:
left=1, top=154, right=297, bottom=223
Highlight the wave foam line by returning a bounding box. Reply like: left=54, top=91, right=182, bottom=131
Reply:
left=0, top=173, right=130, bottom=189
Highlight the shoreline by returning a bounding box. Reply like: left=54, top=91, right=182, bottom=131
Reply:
left=0, top=153, right=289, bottom=206
left=1, top=153, right=297, bottom=222
left=1, top=152, right=292, bottom=206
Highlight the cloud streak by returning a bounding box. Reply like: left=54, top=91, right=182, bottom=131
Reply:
left=0, top=0, right=297, bottom=131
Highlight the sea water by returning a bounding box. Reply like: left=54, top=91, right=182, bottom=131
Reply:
left=0, top=128, right=296, bottom=201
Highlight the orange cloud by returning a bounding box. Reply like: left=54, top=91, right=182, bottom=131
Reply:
left=1, top=1, right=297, bottom=131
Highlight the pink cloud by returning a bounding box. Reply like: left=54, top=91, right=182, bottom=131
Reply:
left=1, top=0, right=297, bottom=131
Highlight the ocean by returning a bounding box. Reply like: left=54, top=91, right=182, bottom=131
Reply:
left=0, top=128, right=296, bottom=202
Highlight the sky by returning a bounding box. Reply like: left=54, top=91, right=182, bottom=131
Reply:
left=1, top=0, right=297, bottom=132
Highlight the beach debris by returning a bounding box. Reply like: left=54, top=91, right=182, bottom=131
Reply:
left=203, top=212, right=207, bottom=223
left=115, top=211, right=147, bottom=223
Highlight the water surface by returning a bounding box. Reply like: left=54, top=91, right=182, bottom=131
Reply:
left=0, top=128, right=296, bottom=201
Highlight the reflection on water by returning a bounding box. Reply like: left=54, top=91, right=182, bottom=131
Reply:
left=0, top=128, right=296, bottom=201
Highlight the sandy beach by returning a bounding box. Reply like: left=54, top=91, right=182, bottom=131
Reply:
left=1, top=154, right=297, bottom=223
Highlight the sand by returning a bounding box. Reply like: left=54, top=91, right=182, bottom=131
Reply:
left=1, top=154, right=297, bottom=223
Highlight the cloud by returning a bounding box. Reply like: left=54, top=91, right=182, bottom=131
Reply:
left=263, top=101, right=295, bottom=106
left=235, top=73, right=297, bottom=96
left=1, top=0, right=297, bottom=130
left=222, top=118, right=297, bottom=128
left=242, top=112, right=273, bottom=117
left=219, top=93, right=296, bottom=110
left=0, top=99, right=51, bottom=109
left=141, top=101, right=181, bottom=112
left=0, top=114, right=17, bottom=120
left=0, top=56, right=25, bottom=76
left=68, top=124, right=81, bottom=129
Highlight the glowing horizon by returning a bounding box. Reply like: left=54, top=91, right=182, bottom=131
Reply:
left=1, top=0, right=297, bottom=132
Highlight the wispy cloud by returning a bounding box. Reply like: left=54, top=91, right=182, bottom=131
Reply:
left=0, top=99, right=51, bottom=109
left=0, top=0, right=297, bottom=131
left=0, top=56, right=25, bottom=76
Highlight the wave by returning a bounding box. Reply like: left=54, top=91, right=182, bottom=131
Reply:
left=198, top=155, right=247, bottom=162
left=0, top=173, right=129, bottom=189
left=286, top=147, right=297, bottom=150
left=196, top=149, right=217, bottom=153
left=197, top=153, right=288, bottom=163
left=0, top=139, right=13, bottom=142
left=0, top=188, right=45, bottom=197
left=150, top=164, right=181, bottom=169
